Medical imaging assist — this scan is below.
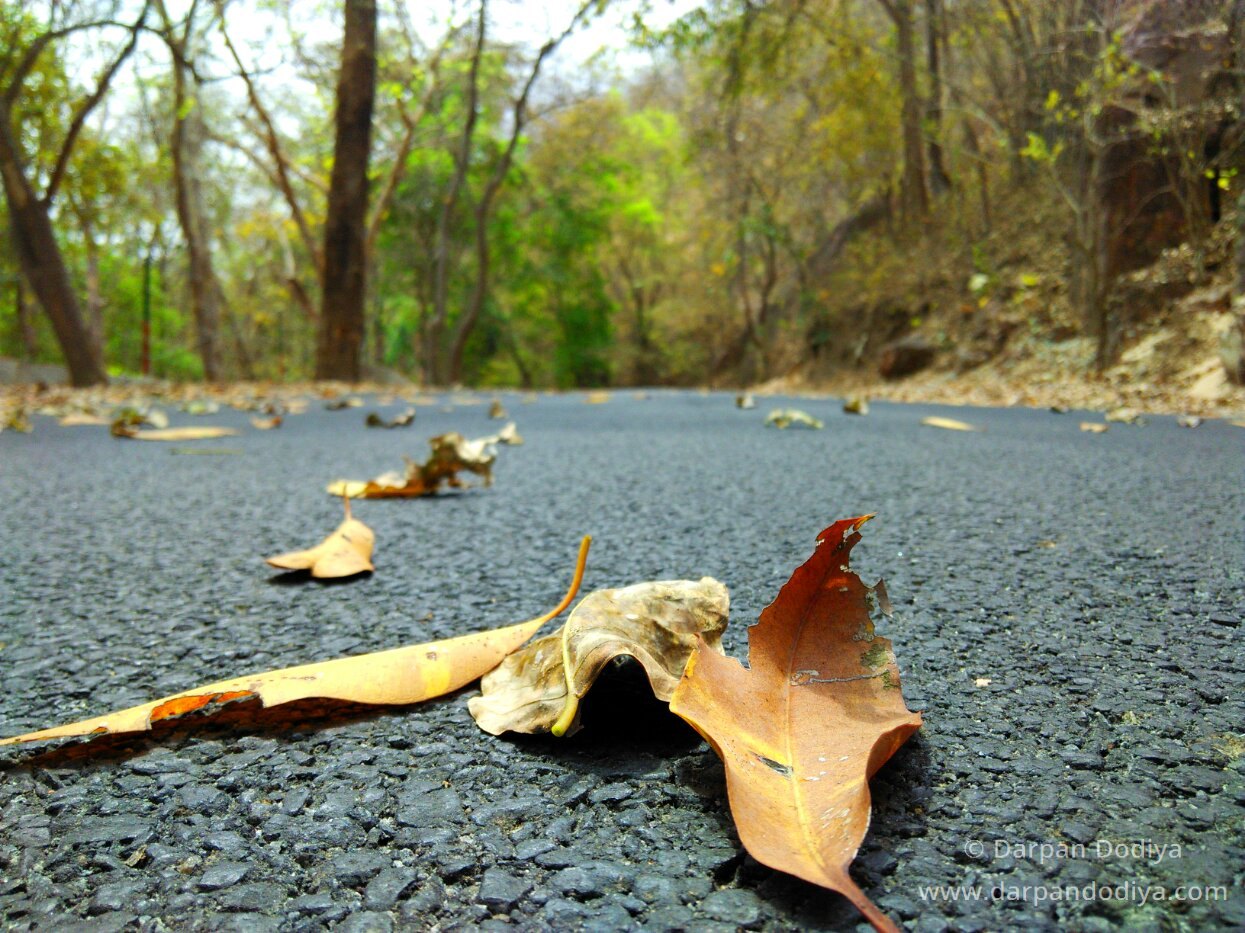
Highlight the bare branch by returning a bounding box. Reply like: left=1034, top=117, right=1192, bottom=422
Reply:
left=43, top=2, right=151, bottom=205
left=215, top=0, right=323, bottom=276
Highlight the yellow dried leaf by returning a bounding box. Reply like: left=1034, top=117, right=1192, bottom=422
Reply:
left=920, top=416, right=977, bottom=431
left=1, top=538, right=591, bottom=747
left=118, top=426, right=239, bottom=441
left=265, top=498, right=375, bottom=578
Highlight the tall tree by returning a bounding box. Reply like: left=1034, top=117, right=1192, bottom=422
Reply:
left=876, top=0, right=928, bottom=219
left=158, top=0, right=224, bottom=380
left=315, top=0, right=378, bottom=381
left=0, top=2, right=148, bottom=386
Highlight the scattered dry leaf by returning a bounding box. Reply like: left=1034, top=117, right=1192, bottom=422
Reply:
left=843, top=395, right=869, bottom=415
left=250, top=415, right=283, bottom=430
left=669, top=517, right=921, bottom=933
left=327, top=431, right=502, bottom=498
left=325, top=398, right=363, bottom=410
left=2, top=406, right=32, bottom=433
left=0, top=538, right=590, bottom=747
left=115, top=426, right=239, bottom=441
left=265, top=497, right=375, bottom=579
left=736, top=392, right=756, bottom=409
left=584, top=391, right=611, bottom=404
left=1080, top=421, right=1109, bottom=434
left=1105, top=406, right=1144, bottom=425
left=765, top=408, right=824, bottom=429
left=974, top=677, right=992, bottom=687
left=488, top=399, right=507, bottom=419
left=920, top=415, right=977, bottom=431
left=365, top=409, right=415, bottom=428
left=1176, top=414, right=1202, bottom=428
left=110, top=407, right=168, bottom=435
left=58, top=413, right=109, bottom=426
left=469, top=578, right=729, bottom=737
left=491, top=421, right=523, bottom=446
left=184, top=400, right=220, bottom=415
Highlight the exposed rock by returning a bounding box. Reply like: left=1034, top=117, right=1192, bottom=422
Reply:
left=879, top=336, right=937, bottom=379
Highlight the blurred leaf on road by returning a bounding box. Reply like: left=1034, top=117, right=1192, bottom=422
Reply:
left=920, top=415, right=977, bottom=431
left=670, top=517, right=921, bottom=933
left=470, top=577, right=729, bottom=737
left=765, top=408, right=824, bottom=429
left=364, top=408, right=415, bottom=428
left=114, top=425, right=239, bottom=441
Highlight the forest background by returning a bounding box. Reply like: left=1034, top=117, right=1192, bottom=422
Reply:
left=3, top=0, right=1244, bottom=410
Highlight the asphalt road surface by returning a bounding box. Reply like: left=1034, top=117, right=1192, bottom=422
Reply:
left=1, top=390, right=1242, bottom=931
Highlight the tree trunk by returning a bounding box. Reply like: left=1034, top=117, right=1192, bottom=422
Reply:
left=924, top=0, right=951, bottom=194
left=14, top=276, right=38, bottom=359
left=169, top=32, right=223, bottom=381
left=315, top=0, right=378, bottom=382
left=895, top=1, right=929, bottom=219
left=427, top=0, right=486, bottom=385
left=880, top=0, right=929, bottom=221
left=0, top=111, right=107, bottom=386
left=79, top=213, right=106, bottom=363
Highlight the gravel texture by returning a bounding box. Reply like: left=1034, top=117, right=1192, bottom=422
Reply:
left=1, top=390, right=1243, bottom=931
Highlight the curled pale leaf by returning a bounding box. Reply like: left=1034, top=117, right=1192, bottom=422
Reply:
left=265, top=497, right=375, bottom=578
left=670, top=517, right=921, bottom=933
left=469, top=578, right=729, bottom=738
left=765, top=408, right=824, bottom=429
left=1, top=537, right=591, bottom=747
left=250, top=415, right=283, bottom=430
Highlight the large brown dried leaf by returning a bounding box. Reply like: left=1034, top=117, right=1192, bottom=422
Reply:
left=265, top=498, right=375, bottom=578
left=0, top=538, right=590, bottom=747
left=468, top=577, right=729, bottom=737
left=669, top=517, right=921, bottom=933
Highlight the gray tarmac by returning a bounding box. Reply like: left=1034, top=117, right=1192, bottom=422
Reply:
left=1, top=390, right=1242, bottom=931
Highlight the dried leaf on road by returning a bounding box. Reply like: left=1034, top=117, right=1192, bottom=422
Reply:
left=365, top=409, right=415, bottom=429
left=1105, top=406, right=1144, bottom=425
left=111, top=407, right=168, bottom=435
left=736, top=393, right=756, bottom=409
left=488, top=399, right=507, bottom=419
left=325, top=398, right=364, bottom=410
left=843, top=394, right=869, bottom=415
left=1080, top=421, right=1109, bottom=434
left=669, top=517, right=921, bottom=933
left=765, top=408, right=824, bottom=429
left=115, top=426, right=239, bottom=441
left=326, top=430, right=504, bottom=499
left=920, top=416, right=977, bottom=431
left=1, top=538, right=591, bottom=748
left=469, top=577, right=729, bottom=737
left=265, top=497, right=375, bottom=579
left=1176, top=415, right=1202, bottom=428
left=3, top=406, right=32, bottom=433
left=584, top=391, right=611, bottom=404
left=58, top=413, right=110, bottom=426
left=250, top=415, right=283, bottom=430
